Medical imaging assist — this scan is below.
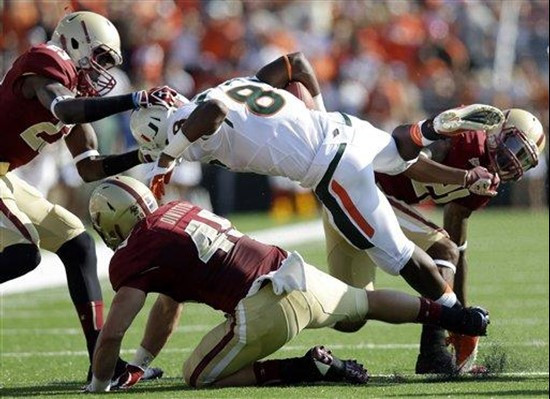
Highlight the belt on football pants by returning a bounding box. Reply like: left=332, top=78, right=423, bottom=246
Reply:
left=314, top=139, right=374, bottom=250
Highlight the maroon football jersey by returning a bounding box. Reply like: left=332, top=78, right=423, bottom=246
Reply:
left=109, top=201, right=287, bottom=313
left=0, top=43, right=78, bottom=170
left=376, top=131, right=495, bottom=211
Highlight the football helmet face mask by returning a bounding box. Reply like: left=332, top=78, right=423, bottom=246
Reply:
left=89, top=176, right=158, bottom=250
left=51, top=11, right=122, bottom=96
left=487, top=109, right=546, bottom=181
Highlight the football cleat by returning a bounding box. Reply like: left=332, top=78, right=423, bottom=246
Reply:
left=142, top=366, right=164, bottom=381
left=306, top=345, right=369, bottom=384
left=456, top=306, right=490, bottom=336
left=446, top=333, right=480, bottom=373
left=434, top=104, right=505, bottom=136
left=415, top=346, right=457, bottom=375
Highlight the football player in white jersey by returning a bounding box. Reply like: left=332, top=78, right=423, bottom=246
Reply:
left=130, top=52, right=501, bottom=327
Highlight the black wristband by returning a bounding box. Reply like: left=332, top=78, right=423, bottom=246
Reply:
left=420, top=118, right=440, bottom=141
left=101, top=150, right=141, bottom=177
left=82, top=93, right=136, bottom=122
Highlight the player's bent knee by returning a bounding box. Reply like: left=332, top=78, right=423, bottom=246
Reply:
left=0, top=243, right=41, bottom=282
left=428, top=238, right=459, bottom=266
left=333, top=319, right=367, bottom=333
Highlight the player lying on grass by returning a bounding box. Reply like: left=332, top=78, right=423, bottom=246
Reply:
left=129, top=52, right=500, bottom=328
left=0, top=11, right=178, bottom=381
left=84, top=176, right=489, bottom=391
left=326, top=108, right=545, bottom=374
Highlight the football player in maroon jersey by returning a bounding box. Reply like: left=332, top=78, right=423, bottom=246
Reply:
left=0, top=11, right=177, bottom=380
left=328, top=109, right=545, bottom=374
left=84, top=176, right=489, bottom=391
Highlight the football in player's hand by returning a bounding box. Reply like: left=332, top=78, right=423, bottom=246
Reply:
left=285, top=81, right=316, bottom=110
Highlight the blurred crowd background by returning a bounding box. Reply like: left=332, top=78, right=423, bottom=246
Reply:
left=1, top=0, right=548, bottom=220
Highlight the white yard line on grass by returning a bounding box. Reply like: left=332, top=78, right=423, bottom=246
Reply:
left=0, top=220, right=324, bottom=295
left=2, top=341, right=547, bottom=358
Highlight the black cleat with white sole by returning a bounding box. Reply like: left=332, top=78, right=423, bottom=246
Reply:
left=306, top=345, right=369, bottom=384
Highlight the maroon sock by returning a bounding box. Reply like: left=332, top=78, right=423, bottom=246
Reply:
left=253, top=356, right=314, bottom=385
left=415, top=298, right=443, bottom=324
left=75, top=301, right=104, bottom=361
left=253, top=360, right=283, bottom=385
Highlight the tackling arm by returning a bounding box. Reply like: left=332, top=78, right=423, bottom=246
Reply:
left=443, top=202, right=473, bottom=305
left=90, top=286, right=147, bottom=391
left=403, top=156, right=467, bottom=185
left=400, top=136, right=498, bottom=196
left=64, top=124, right=147, bottom=182
left=23, top=76, right=177, bottom=124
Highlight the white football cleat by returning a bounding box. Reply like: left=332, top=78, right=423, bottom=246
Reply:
left=434, top=104, right=505, bottom=136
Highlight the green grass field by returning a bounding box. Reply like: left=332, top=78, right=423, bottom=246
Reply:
left=1, top=209, right=548, bottom=398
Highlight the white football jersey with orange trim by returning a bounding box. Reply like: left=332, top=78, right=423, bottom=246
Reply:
left=166, top=77, right=329, bottom=182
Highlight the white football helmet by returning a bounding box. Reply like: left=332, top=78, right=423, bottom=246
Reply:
left=487, top=109, right=546, bottom=181
left=89, top=176, right=158, bottom=250
left=130, top=105, right=177, bottom=157
left=51, top=11, right=122, bottom=96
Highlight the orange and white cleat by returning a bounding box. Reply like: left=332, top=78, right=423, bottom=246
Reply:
left=446, top=333, right=480, bottom=373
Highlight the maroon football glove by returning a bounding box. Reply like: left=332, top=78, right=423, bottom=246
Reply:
left=134, top=86, right=179, bottom=109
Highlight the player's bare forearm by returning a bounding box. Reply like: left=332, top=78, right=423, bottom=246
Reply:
left=256, top=52, right=321, bottom=97
left=93, top=334, right=124, bottom=382
left=159, top=99, right=227, bottom=165
left=444, top=203, right=471, bottom=305
left=92, top=287, right=146, bottom=382
left=140, top=295, right=183, bottom=356
left=65, top=124, right=144, bottom=181
left=404, top=156, right=466, bottom=185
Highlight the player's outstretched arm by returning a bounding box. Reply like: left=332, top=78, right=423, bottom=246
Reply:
left=64, top=124, right=149, bottom=182
left=24, top=75, right=177, bottom=124
left=110, top=295, right=182, bottom=390
left=256, top=52, right=326, bottom=111
left=404, top=156, right=498, bottom=196
left=88, top=287, right=147, bottom=392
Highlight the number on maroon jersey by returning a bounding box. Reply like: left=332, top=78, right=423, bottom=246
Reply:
left=411, top=181, right=470, bottom=204
left=20, top=121, right=69, bottom=152
left=184, top=209, right=243, bottom=263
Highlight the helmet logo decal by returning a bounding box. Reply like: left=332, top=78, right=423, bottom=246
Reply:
left=107, top=179, right=153, bottom=216
left=80, top=20, right=92, bottom=44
